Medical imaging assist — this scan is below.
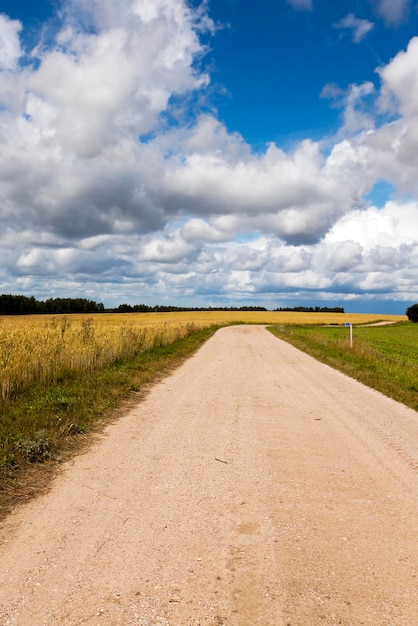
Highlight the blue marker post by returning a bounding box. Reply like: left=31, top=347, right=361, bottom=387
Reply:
left=345, top=322, right=353, bottom=347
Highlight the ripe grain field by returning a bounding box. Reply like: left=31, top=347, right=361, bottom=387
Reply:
left=0, top=313, right=218, bottom=511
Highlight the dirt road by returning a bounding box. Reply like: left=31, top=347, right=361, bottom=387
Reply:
left=1, top=325, right=418, bottom=625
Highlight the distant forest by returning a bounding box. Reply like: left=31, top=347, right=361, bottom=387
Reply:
left=0, top=294, right=344, bottom=315
left=275, top=306, right=345, bottom=313
left=0, top=294, right=104, bottom=315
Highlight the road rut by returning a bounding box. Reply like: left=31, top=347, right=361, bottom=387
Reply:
left=1, top=325, right=418, bottom=625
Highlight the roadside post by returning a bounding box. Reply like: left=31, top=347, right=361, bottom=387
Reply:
left=345, top=322, right=353, bottom=347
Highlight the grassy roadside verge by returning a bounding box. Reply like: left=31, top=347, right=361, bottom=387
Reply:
left=269, top=322, right=418, bottom=412
left=0, top=325, right=220, bottom=519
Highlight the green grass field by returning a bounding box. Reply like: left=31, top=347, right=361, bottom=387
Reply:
left=269, top=322, right=418, bottom=411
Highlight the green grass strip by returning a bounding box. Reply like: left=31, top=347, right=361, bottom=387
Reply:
left=269, top=322, right=418, bottom=412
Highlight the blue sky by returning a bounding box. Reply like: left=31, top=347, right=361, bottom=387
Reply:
left=204, top=0, right=418, bottom=149
left=1, top=0, right=418, bottom=312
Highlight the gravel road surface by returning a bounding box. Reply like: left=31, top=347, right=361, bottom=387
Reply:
left=1, top=325, right=418, bottom=625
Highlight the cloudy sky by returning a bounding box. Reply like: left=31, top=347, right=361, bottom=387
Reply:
left=1, top=0, right=418, bottom=312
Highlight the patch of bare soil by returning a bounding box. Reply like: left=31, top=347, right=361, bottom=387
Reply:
left=1, top=326, right=418, bottom=625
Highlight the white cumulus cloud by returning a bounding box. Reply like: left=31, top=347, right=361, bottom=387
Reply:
left=373, top=0, right=411, bottom=25
left=334, top=14, right=374, bottom=43
left=0, top=14, right=22, bottom=70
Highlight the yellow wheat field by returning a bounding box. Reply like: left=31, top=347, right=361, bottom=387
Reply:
left=0, top=310, right=405, bottom=401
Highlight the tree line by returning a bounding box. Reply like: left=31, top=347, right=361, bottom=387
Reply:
left=0, top=294, right=347, bottom=316
left=114, top=303, right=268, bottom=313
left=0, top=295, right=104, bottom=315
left=0, top=295, right=268, bottom=315
left=275, top=306, right=345, bottom=313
